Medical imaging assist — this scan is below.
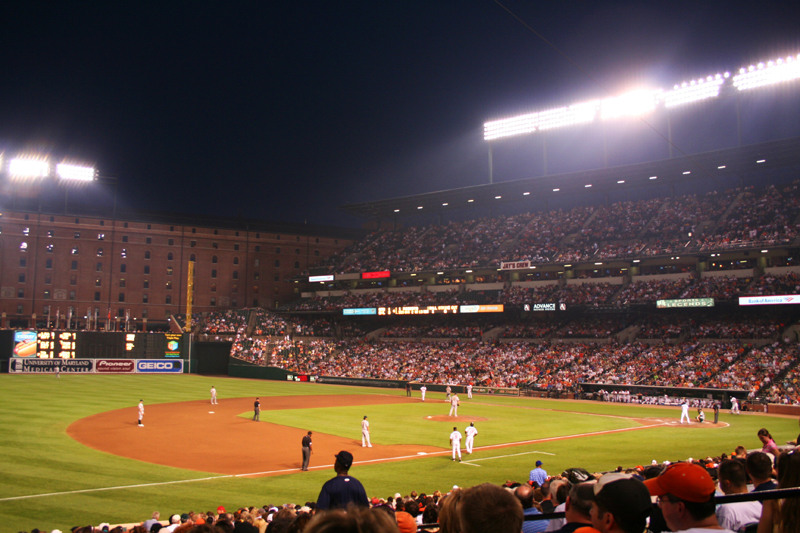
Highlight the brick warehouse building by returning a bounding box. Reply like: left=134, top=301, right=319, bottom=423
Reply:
left=0, top=208, right=360, bottom=329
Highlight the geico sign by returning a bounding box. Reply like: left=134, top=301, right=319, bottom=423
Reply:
left=138, top=361, right=177, bottom=370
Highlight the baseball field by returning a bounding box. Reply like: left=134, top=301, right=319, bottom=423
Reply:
left=0, top=373, right=796, bottom=532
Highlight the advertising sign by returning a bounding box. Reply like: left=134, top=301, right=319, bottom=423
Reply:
left=657, top=298, right=714, bottom=308
left=343, top=308, right=377, bottom=315
left=500, top=261, right=531, bottom=270
left=9, top=358, right=94, bottom=373
left=12, top=330, right=37, bottom=357
left=136, top=359, right=183, bottom=373
left=738, top=295, right=800, bottom=306
left=164, top=333, right=182, bottom=358
left=96, top=359, right=136, bottom=373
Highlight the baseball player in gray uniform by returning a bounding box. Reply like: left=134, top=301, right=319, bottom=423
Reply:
left=449, top=394, right=460, bottom=417
left=361, top=415, right=372, bottom=447
left=138, top=400, right=144, bottom=427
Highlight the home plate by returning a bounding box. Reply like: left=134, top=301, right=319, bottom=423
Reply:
left=209, top=411, right=215, bottom=414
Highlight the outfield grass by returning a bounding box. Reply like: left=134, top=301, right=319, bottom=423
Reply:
left=0, top=373, right=796, bottom=532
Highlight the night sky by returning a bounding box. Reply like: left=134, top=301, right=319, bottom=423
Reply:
left=0, top=1, right=798, bottom=227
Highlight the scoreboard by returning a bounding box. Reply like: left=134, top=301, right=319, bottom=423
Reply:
left=10, top=331, right=189, bottom=359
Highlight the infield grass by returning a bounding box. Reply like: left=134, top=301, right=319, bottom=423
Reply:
left=0, top=373, right=796, bottom=532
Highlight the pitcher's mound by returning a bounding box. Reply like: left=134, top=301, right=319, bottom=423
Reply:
left=426, top=415, right=489, bottom=422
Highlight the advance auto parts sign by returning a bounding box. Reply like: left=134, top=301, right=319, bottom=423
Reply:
left=96, top=359, right=136, bottom=373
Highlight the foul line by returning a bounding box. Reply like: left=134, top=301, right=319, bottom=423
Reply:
left=463, top=450, right=555, bottom=464
left=0, top=475, right=231, bottom=503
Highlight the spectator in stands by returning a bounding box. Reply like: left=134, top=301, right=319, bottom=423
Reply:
left=438, top=488, right=464, bottom=533
left=316, top=451, right=369, bottom=510
left=645, top=463, right=732, bottom=533
left=305, top=506, right=399, bottom=533
left=163, top=514, right=181, bottom=533
left=143, top=512, right=161, bottom=532
left=758, top=428, right=780, bottom=457
left=513, top=484, right=548, bottom=533
left=551, top=483, right=595, bottom=533
left=758, top=450, right=800, bottom=533
left=545, top=480, right=571, bottom=532
left=747, top=452, right=778, bottom=491
left=459, top=483, right=523, bottom=533
left=590, top=474, right=652, bottom=533
left=716, top=459, right=762, bottom=531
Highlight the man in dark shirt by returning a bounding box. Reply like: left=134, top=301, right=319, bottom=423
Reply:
left=253, top=398, right=260, bottom=421
left=316, top=450, right=369, bottom=510
left=301, top=431, right=313, bottom=471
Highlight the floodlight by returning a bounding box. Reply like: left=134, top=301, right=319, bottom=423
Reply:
left=733, top=54, right=800, bottom=91
left=56, top=163, right=95, bottom=181
left=718, top=165, right=726, bottom=169
left=600, top=90, right=658, bottom=120
left=417, top=206, right=423, bottom=210
left=757, top=159, right=766, bottom=163
left=683, top=171, right=691, bottom=175
left=663, top=74, right=724, bottom=108
left=553, top=188, right=560, bottom=192
left=584, top=184, right=592, bottom=187
left=617, top=180, right=625, bottom=183
left=649, top=176, right=657, bottom=180
left=483, top=100, right=598, bottom=140
left=523, top=192, right=530, bottom=195
left=468, top=199, right=474, bottom=202
left=495, top=195, right=502, bottom=199
left=442, top=202, right=448, bottom=206
left=10, top=157, right=49, bottom=178
left=393, top=209, right=399, bottom=212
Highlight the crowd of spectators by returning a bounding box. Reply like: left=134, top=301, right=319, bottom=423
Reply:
left=201, top=310, right=250, bottom=335
left=296, top=183, right=800, bottom=279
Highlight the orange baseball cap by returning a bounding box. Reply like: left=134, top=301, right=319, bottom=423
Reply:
left=644, top=462, right=716, bottom=503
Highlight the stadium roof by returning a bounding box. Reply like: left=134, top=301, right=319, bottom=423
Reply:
left=338, top=136, right=800, bottom=220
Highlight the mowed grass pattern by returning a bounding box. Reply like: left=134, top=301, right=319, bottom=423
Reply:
left=0, top=373, right=797, bottom=532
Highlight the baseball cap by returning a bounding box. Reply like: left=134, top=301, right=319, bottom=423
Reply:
left=536, top=460, right=543, bottom=466
left=396, top=511, right=417, bottom=533
left=594, top=473, right=652, bottom=519
left=644, top=462, right=716, bottom=503
left=217, top=506, right=225, bottom=513
left=335, top=450, right=354, bottom=469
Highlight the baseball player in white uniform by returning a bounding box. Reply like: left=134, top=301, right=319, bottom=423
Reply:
left=450, top=426, right=462, bottom=461
left=680, top=399, right=690, bottom=424
left=210, top=386, right=218, bottom=405
left=731, top=397, right=740, bottom=414
left=446, top=385, right=452, bottom=402
left=361, top=415, right=372, bottom=447
left=465, top=422, right=478, bottom=454
left=138, top=400, right=144, bottom=427
left=420, top=385, right=427, bottom=402
left=467, top=384, right=472, bottom=399
left=449, top=394, right=460, bottom=417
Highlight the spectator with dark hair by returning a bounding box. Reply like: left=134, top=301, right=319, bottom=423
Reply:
left=746, top=452, right=778, bottom=492
left=316, top=451, right=369, bottom=510
left=459, top=483, right=523, bottom=533
left=304, top=506, right=399, bottom=533
left=438, top=489, right=463, bottom=533
left=645, top=463, right=733, bottom=533
left=716, top=459, right=762, bottom=531
left=551, top=483, right=595, bottom=533
left=758, top=450, right=800, bottom=533
left=758, top=428, right=780, bottom=457
left=590, top=474, right=652, bottom=533
left=513, top=484, right=548, bottom=533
